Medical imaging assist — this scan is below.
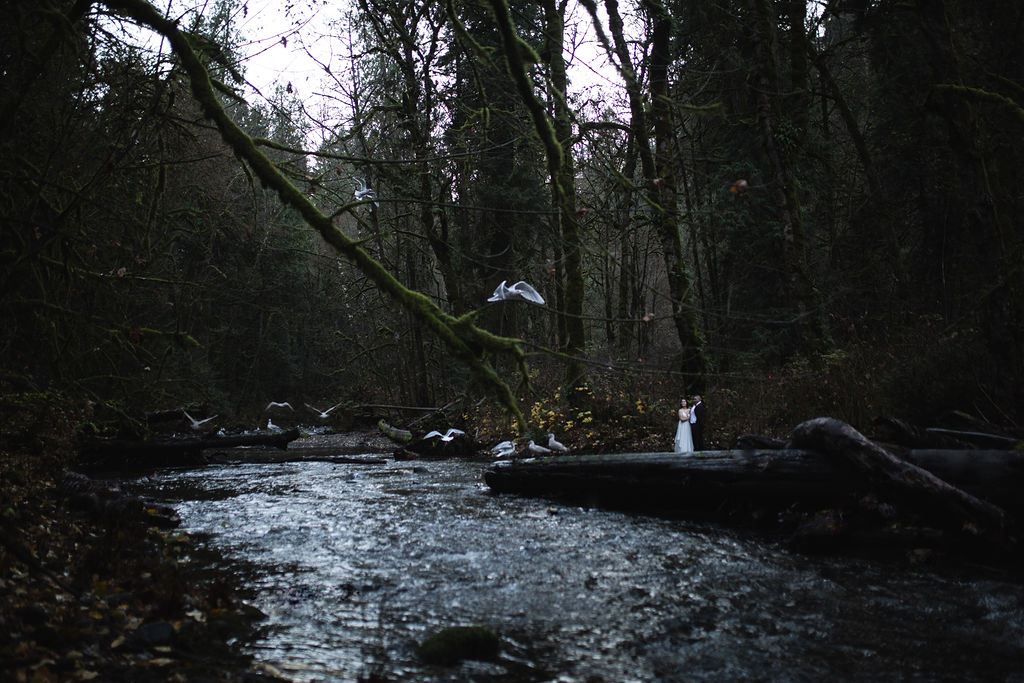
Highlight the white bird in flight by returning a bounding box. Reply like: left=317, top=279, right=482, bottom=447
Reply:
left=265, top=401, right=294, bottom=412
left=547, top=433, right=569, bottom=453
left=353, top=177, right=379, bottom=207
left=527, top=440, right=552, bottom=456
left=183, top=410, right=217, bottom=431
left=424, top=428, right=466, bottom=442
left=487, top=280, right=545, bottom=305
left=306, top=402, right=342, bottom=419
left=491, top=440, right=516, bottom=458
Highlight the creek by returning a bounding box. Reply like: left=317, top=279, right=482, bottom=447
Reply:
left=126, top=458, right=1024, bottom=682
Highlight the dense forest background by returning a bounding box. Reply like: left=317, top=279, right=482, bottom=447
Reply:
left=1, top=0, right=1021, bottom=446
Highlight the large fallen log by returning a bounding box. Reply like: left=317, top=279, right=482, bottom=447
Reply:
left=485, top=419, right=1024, bottom=556
left=77, top=429, right=300, bottom=472
left=485, top=449, right=860, bottom=512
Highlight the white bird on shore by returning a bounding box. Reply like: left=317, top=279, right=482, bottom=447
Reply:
left=306, top=402, right=342, bottom=419
left=183, top=410, right=217, bottom=431
left=353, top=177, right=379, bottom=207
left=547, top=433, right=569, bottom=453
left=425, top=428, right=466, bottom=442
left=527, top=440, right=552, bottom=456
left=265, top=401, right=294, bottom=412
left=491, top=440, right=516, bottom=458
left=267, top=419, right=282, bottom=433
left=487, top=280, right=545, bottom=305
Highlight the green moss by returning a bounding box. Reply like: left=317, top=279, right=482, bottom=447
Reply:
left=418, top=625, right=500, bottom=666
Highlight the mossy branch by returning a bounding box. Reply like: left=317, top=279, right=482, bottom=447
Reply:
left=101, top=0, right=527, bottom=430
left=932, top=83, right=1024, bottom=127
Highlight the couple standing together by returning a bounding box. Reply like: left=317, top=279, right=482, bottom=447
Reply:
left=674, top=395, right=705, bottom=453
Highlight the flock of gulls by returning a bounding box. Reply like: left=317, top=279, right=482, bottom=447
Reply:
left=176, top=210, right=556, bottom=455
left=179, top=403, right=569, bottom=460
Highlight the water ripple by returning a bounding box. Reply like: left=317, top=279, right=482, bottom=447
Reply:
left=130, top=460, right=1024, bottom=682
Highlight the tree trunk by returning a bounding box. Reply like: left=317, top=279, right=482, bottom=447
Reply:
left=647, top=0, right=707, bottom=388
left=745, top=0, right=824, bottom=356
left=543, top=0, right=588, bottom=391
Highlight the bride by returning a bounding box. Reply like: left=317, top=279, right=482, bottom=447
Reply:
left=674, top=398, right=694, bottom=453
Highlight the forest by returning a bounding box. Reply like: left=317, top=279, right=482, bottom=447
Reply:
left=2, top=0, right=1022, bottom=444
left=2, top=1, right=1023, bottom=678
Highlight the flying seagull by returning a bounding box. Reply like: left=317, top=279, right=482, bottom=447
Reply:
left=353, top=177, right=379, bottom=207
left=491, top=440, right=516, bottom=458
left=183, top=410, right=217, bottom=431
left=527, top=440, right=552, bottom=456
left=547, top=433, right=569, bottom=453
left=487, top=280, right=545, bottom=305
left=424, top=428, right=466, bottom=442
left=265, top=401, right=294, bottom=412
left=305, top=402, right=342, bottom=419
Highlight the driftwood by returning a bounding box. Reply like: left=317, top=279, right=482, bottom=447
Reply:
left=77, top=429, right=300, bottom=472
left=485, top=417, right=1024, bottom=558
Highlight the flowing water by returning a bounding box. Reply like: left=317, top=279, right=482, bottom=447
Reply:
left=127, top=458, right=1024, bottom=682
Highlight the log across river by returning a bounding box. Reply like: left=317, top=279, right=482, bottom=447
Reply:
left=485, top=418, right=1024, bottom=560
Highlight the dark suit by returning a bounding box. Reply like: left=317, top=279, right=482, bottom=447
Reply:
left=691, top=401, right=706, bottom=451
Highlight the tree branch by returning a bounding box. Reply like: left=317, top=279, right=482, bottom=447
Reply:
left=100, top=0, right=528, bottom=430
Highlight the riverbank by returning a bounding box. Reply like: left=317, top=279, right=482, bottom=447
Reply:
left=0, top=438, right=285, bottom=681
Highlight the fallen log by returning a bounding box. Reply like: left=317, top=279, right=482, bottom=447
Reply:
left=790, top=417, right=1017, bottom=552
left=77, top=429, right=300, bottom=472
left=485, top=449, right=861, bottom=513
left=484, top=448, right=1024, bottom=516
left=378, top=419, right=413, bottom=444
left=485, top=418, right=1024, bottom=557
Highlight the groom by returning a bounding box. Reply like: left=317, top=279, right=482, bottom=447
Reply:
left=688, top=395, right=706, bottom=451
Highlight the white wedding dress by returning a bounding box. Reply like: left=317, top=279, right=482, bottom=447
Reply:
left=674, top=412, right=694, bottom=453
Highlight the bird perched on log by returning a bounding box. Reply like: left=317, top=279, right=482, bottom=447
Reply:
left=547, top=433, right=569, bottom=453
left=267, top=419, right=282, bottom=433
left=182, top=410, right=217, bottom=431
left=306, top=402, right=342, bottom=420
left=353, top=177, right=379, bottom=207
left=487, top=280, right=545, bottom=305
left=527, top=440, right=552, bottom=456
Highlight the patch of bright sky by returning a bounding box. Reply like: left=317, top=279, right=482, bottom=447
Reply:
left=110, top=0, right=628, bottom=147
left=234, top=0, right=626, bottom=127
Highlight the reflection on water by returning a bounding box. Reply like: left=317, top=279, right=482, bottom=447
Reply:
left=129, top=460, right=1024, bottom=682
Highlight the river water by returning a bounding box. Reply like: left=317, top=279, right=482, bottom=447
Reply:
left=127, top=458, right=1024, bottom=682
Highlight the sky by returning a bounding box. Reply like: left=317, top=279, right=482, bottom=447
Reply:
left=232, top=0, right=623, bottom=112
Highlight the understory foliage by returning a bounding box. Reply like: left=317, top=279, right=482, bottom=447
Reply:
left=0, top=0, right=1021, bottom=437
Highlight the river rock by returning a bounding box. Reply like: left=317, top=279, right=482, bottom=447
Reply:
left=418, top=625, right=500, bottom=665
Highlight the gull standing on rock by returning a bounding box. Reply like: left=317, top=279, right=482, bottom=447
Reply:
left=547, top=433, right=569, bottom=453
left=527, top=440, right=552, bottom=456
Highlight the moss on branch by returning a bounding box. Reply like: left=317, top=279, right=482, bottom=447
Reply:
left=100, top=0, right=527, bottom=429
